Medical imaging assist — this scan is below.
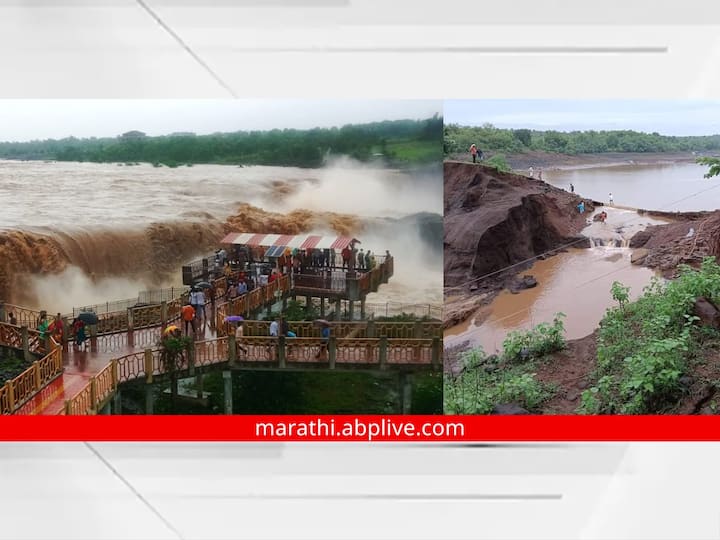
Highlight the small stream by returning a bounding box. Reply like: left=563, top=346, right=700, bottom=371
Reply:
left=444, top=207, right=666, bottom=354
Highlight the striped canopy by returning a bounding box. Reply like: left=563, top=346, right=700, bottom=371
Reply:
left=221, top=232, right=357, bottom=252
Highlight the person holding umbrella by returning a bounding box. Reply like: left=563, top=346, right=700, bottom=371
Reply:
left=235, top=321, right=248, bottom=355
left=72, top=318, right=87, bottom=349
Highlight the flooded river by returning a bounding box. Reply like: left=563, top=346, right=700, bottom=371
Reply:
left=1, top=159, right=442, bottom=311
left=444, top=205, right=668, bottom=353
left=544, top=162, right=716, bottom=211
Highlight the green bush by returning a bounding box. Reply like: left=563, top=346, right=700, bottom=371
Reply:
left=485, top=154, right=511, bottom=172
left=444, top=346, right=553, bottom=414
left=579, top=257, right=720, bottom=414
left=502, top=314, right=566, bottom=362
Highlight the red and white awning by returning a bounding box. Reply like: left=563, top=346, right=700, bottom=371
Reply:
left=220, top=232, right=357, bottom=250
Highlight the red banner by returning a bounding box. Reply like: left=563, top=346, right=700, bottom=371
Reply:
left=0, top=415, right=719, bottom=441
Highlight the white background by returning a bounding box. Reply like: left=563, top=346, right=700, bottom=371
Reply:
left=2, top=1, right=720, bottom=538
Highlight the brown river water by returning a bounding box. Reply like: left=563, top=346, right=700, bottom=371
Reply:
left=0, top=159, right=442, bottom=312
left=444, top=204, right=670, bottom=354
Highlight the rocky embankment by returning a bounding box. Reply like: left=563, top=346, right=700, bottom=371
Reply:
left=443, top=161, right=593, bottom=327
left=629, top=210, right=720, bottom=274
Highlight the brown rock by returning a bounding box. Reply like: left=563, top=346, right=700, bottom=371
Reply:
left=693, top=297, right=720, bottom=329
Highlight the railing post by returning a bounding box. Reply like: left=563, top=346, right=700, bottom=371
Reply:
left=432, top=337, right=441, bottom=369
left=111, top=359, right=118, bottom=390
left=228, top=334, right=237, bottom=366
left=328, top=337, right=336, bottom=369
left=5, top=381, right=14, bottom=412
left=160, top=301, right=168, bottom=327
left=33, top=361, right=41, bottom=390
left=379, top=337, right=388, bottom=370
left=21, top=326, right=32, bottom=362
left=278, top=336, right=286, bottom=368
left=90, top=378, right=97, bottom=413
left=144, top=348, right=154, bottom=384
left=127, top=307, right=134, bottom=333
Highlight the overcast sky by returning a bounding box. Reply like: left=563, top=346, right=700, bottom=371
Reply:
left=0, top=100, right=440, bottom=141
left=444, top=100, right=720, bottom=136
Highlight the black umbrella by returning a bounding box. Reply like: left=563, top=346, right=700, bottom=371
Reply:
left=77, top=312, right=98, bottom=325
left=194, top=281, right=212, bottom=289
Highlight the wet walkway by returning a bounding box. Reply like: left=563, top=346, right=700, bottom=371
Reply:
left=18, top=320, right=217, bottom=415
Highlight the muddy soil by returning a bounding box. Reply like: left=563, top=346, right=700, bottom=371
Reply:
left=443, top=161, right=592, bottom=328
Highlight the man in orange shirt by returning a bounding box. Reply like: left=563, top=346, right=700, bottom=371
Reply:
left=181, top=303, right=196, bottom=336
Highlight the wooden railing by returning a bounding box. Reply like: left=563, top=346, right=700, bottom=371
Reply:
left=61, top=333, right=441, bottom=415
left=0, top=323, right=63, bottom=414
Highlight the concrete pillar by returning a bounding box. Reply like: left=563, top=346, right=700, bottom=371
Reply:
left=431, top=337, right=441, bottom=369
left=328, top=337, right=336, bottom=369
left=196, top=374, right=204, bottom=399
left=360, top=298, right=366, bottom=319
left=400, top=373, right=413, bottom=414
left=348, top=301, right=355, bottom=321
left=228, top=334, right=237, bottom=366
left=320, top=297, right=326, bottom=317
left=379, top=336, right=388, bottom=370
left=278, top=336, right=286, bottom=368
left=223, top=371, right=233, bottom=415
left=305, top=296, right=312, bottom=310
left=335, top=299, right=341, bottom=319
left=145, top=385, right=154, bottom=415
left=113, top=389, right=122, bottom=414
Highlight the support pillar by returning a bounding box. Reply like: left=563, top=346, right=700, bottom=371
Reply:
left=320, top=297, right=326, bottom=317
left=196, top=374, right=204, bottom=399
left=400, top=373, right=413, bottom=414
left=305, top=296, right=312, bottom=310
left=360, top=298, right=366, bottom=319
left=335, top=299, right=341, bottom=319
left=145, top=385, right=154, bottom=415
left=223, top=371, right=233, bottom=415
left=348, top=301, right=355, bottom=321
left=113, top=389, right=122, bottom=414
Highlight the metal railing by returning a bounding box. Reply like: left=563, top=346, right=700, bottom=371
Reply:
left=0, top=323, right=63, bottom=415
left=61, top=333, right=441, bottom=415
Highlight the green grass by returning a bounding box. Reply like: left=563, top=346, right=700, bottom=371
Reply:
left=373, top=139, right=442, bottom=164
left=444, top=316, right=565, bottom=414
left=578, top=258, right=720, bottom=414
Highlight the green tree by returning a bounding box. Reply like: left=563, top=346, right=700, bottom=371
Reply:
left=699, top=157, right=720, bottom=178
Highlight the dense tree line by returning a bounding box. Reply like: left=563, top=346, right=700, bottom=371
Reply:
left=0, top=116, right=442, bottom=168
left=444, top=123, right=720, bottom=156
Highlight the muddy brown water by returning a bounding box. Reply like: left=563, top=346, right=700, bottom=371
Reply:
left=444, top=207, right=666, bottom=355
left=1, top=160, right=442, bottom=311
left=544, top=162, right=715, bottom=211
